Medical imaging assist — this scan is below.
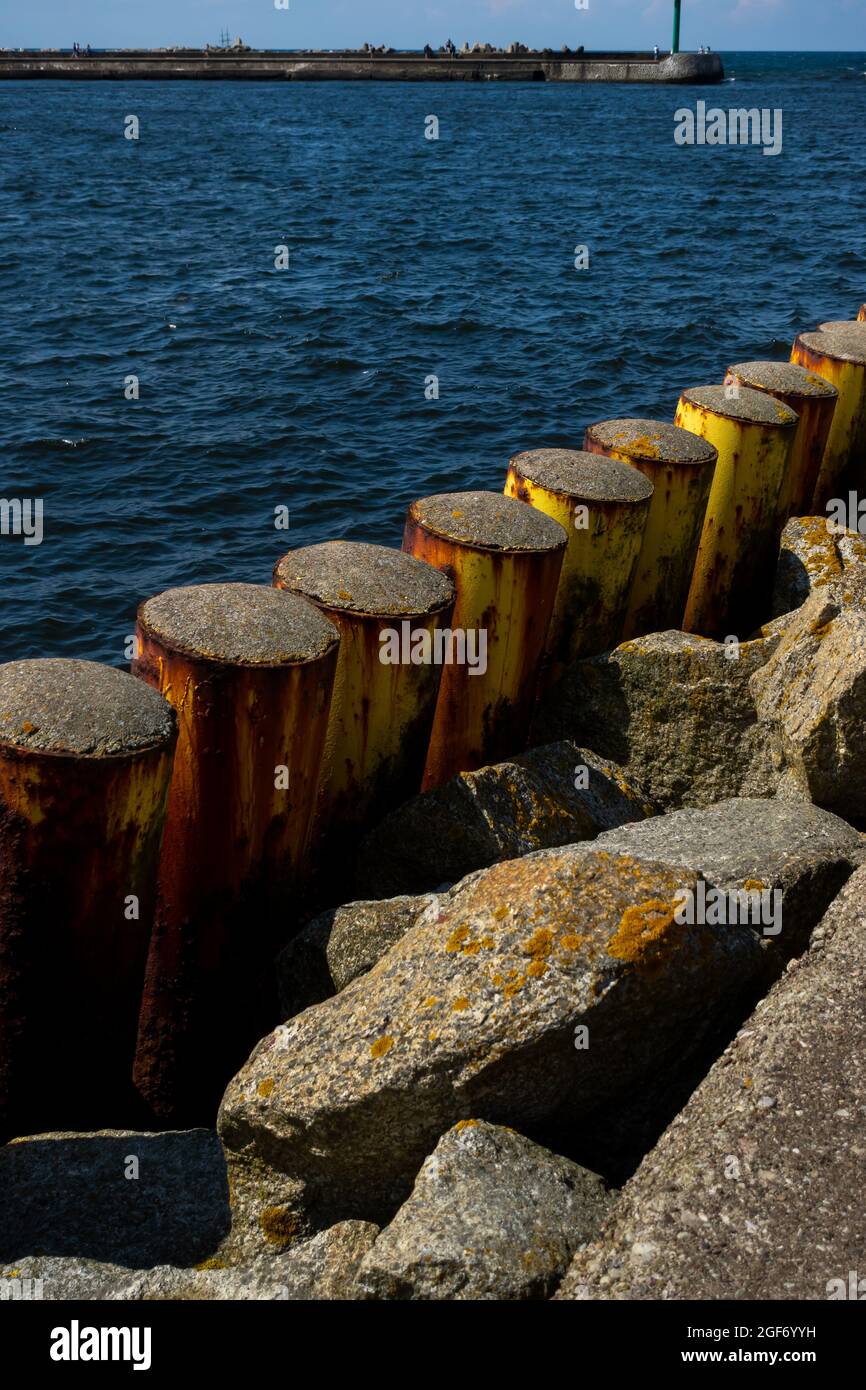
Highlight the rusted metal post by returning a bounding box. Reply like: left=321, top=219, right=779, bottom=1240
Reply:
left=402, top=490, right=567, bottom=789
left=859, top=305, right=866, bottom=323
left=504, top=448, right=653, bottom=677
left=676, top=385, right=798, bottom=637
left=792, top=323, right=866, bottom=504
left=0, top=659, right=176, bottom=1140
left=724, top=360, right=838, bottom=517
left=132, top=582, right=340, bottom=1123
left=273, top=541, right=455, bottom=855
left=583, top=418, right=717, bottom=637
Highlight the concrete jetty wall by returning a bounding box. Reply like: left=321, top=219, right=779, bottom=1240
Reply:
left=0, top=50, right=724, bottom=83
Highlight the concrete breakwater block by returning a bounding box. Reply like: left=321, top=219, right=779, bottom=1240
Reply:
left=556, top=863, right=866, bottom=1300
left=353, top=740, right=654, bottom=901
left=354, top=1121, right=613, bottom=1301
left=218, top=843, right=771, bottom=1250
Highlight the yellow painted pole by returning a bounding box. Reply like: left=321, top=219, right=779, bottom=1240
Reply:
left=676, top=386, right=798, bottom=637
left=504, top=448, right=653, bottom=678
left=132, top=582, right=340, bottom=1123
left=273, top=541, right=455, bottom=856
left=583, top=418, right=717, bottom=637
left=0, top=659, right=176, bottom=1139
left=402, top=491, right=567, bottom=789
left=723, top=360, right=838, bottom=517
left=791, top=323, right=866, bottom=504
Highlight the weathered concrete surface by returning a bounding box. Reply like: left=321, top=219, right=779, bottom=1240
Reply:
left=355, top=1121, right=612, bottom=1301
left=104, top=1221, right=379, bottom=1300
left=0, top=1129, right=229, bottom=1268
left=0, top=658, right=174, bottom=756
left=218, top=845, right=768, bottom=1251
left=752, top=587, right=866, bottom=823
left=354, top=742, right=654, bottom=899
left=534, top=630, right=781, bottom=810
left=276, top=894, right=438, bottom=1019
left=772, top=516, right=866, bottom=617
left=596, top=797, right=864, bottom=959
left=0, top=1221, right=378, bottom=1302
left=555, top=865, right=866, bottom=1300
left=0, top=51, right=724, bottom=84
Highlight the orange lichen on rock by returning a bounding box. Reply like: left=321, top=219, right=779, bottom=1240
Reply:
left=256, top=1078, right=275, bottom=1100
left=370, top=1035, right=395, bottom=1058
left=606, top=898, right=680, bottom=971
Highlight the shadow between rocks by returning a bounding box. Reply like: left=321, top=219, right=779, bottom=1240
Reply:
left=0, top=1129, right=230, bottom=1267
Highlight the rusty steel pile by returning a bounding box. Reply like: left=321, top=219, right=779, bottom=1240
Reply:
left=1, top=307, right=865, bottom=1136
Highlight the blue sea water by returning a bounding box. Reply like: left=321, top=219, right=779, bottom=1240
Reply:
left=0, top=52, right=864, bottom=664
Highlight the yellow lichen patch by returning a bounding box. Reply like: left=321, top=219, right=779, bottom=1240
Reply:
left=527, top=959, right=548, bottom=979
left=445, top=924, right=471, bottom=953
left=742, top=1076, right=754, bottom=1089
left=259, top=1206, right=301, bottom=1248
left=428, top=1030, right=439, bottom=1042
left=455, top=1119, right=478, bottom=1132
left=463, top=940, right=481, bottom=955
left=452, top=996, right=470, bottom=1012
left=492, top=905, right=509, bottom=920
left=743, top=879, right=765, bottom=892
left=193, top=1256, right=228, bottom=1271
left=521, top=927, right=555, bottom=962
left=607, top=898, right=680, bottom=971
left=504, top=976, right=525, bottom=999
left=336, top=589, right=354, bottom=601
left=480, top=935, right=494, bottom=949
left=256, top=1078, right=275, bottom=1100
left=370, top=1035, right=395, bottom=1059
left=560, top=933, right=587, bottom=952
left=422, top=996, right=439, bottom=1009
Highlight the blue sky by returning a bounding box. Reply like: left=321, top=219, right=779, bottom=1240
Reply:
left=0, top=0, right=864, bottom=52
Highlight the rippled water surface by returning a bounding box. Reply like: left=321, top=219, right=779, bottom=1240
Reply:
left=1, top=52, right=864, bottom=662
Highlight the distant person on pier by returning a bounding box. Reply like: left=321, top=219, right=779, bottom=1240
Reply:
left=653, top=44, right=660, bottom=60
left=423, top=43, right=433, bottom=59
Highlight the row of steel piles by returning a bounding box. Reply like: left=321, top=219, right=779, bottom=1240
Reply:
left=2, top=307, right=865, bottom=1135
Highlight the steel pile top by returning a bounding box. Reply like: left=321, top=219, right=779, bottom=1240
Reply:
left=584, top=418, right=718, bottom=465
left=678, top=385, right=799, bottom=428
left=138, top=582, right=340, bottom=666
left=726, top=360, right=838, bottom=399
left=408, top=491, right=568, bottom=552
left=800, top=322, right=866, bottom=366
left=509, top=448, right=654, bottom=503
left=275, top=540, right=455, bottom=617
left=0, top=658, right=175, bottom=757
